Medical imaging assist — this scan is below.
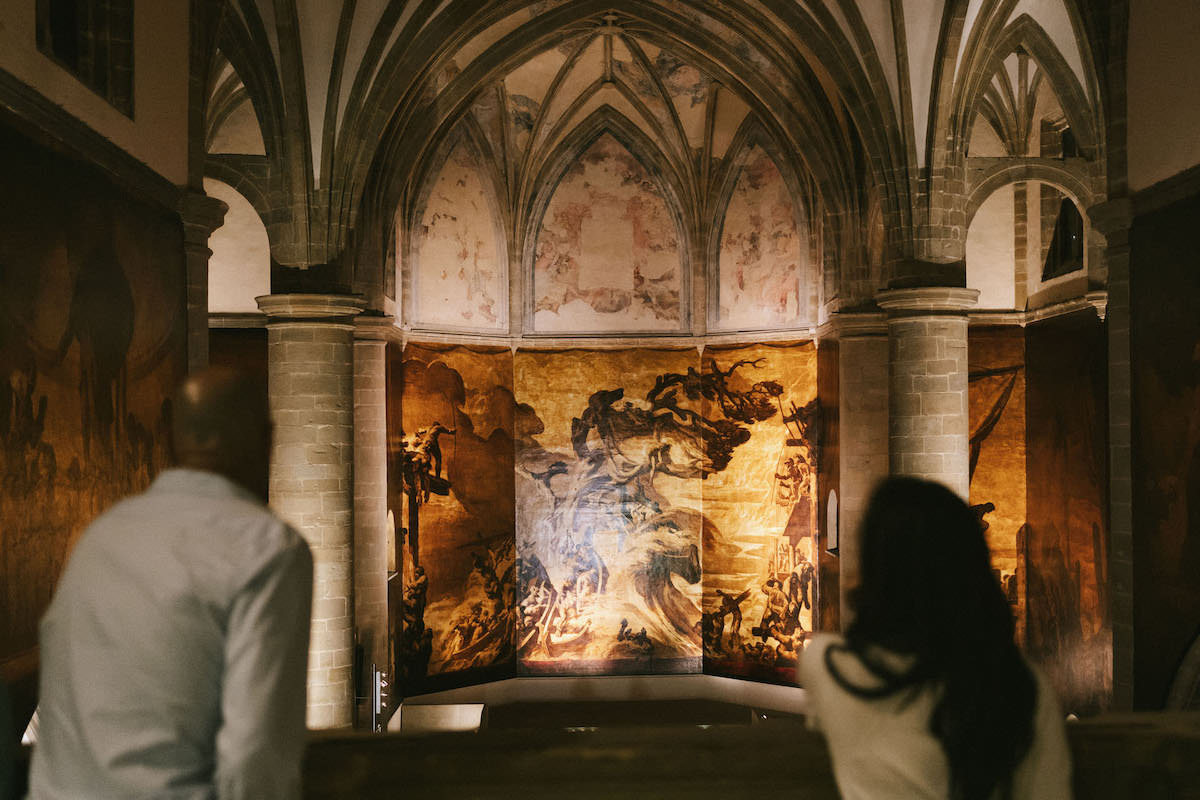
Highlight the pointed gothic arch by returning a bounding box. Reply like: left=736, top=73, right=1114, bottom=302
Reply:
left=521, top=106, right=693, bottom=335
left=706, top=117, right=815, bottom=331
left=404, top=120, right=511, bottom=333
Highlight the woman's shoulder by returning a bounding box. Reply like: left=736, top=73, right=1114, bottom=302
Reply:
left=800, top=633, right=841, bottom=670
left=799, top=633, right=845, bottom=690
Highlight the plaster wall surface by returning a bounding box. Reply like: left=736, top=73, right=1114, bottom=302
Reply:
left=1127, top=0, right=1200, bottom=191
left=0, top=0, right=189, bottom=183
left=204, top=178, right=271, bottom=313
left=967, top=185, right=1017, bottom=309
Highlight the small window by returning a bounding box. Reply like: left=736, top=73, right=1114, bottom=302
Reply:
left=1042, top=198, right=1084, bottom=280
left=36, top=0, right=134, bottom=117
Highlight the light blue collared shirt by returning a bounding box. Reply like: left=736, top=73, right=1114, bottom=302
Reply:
left=29, top=468, right=312, bottom=800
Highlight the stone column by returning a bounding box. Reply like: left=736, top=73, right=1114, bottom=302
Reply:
left=257, top=293, right=364, bottom=729
left=352, top=315, right=393, bottom=726
left=177, top=190, right=227, bottom=373
left=832, top=313, right=890, bottom=615
left=1090, top=198, right=1133, bottom=710
left=877, top=288, right=979, bottom=500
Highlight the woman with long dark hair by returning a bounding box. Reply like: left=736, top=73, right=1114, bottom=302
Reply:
left=800, top=477, right=1071, bottom=799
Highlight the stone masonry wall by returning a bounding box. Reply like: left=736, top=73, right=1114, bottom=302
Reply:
left=887, top=315, right=971, bottom=499
left=267, top=319, right=356, bottom=729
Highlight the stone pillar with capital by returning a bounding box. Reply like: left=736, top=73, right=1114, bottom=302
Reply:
left=257, top=293, right=364, bottom=729
left=352, top=314, right=394, bottom=725
left=177, top=190, right=227, bottom=373
left=877, top=287, right=979, bottom=500
left=830, top=313, right=890, bottom=616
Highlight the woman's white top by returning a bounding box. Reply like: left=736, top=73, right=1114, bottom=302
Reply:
left=800, top=633, right=1072, bottom=800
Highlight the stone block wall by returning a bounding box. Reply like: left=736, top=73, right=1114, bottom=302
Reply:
left=835, top=333, right=888, bottom=611
left=260, top=294, right=363, bottom=729
left=353, top=330, right=390, bottom=721
left=887, top=315, right=971, bottom=498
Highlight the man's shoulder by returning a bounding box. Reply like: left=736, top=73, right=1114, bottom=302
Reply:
left=85, top=472, right=307, bottom=576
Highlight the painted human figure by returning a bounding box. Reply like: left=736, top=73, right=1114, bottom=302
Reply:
left=757, top=579, right=790, bottom=641
left=403, top=422, right=453, bottom=501
left=404, top=565, right=428, bottom=624
left=715, top=588, right=750, bottom=648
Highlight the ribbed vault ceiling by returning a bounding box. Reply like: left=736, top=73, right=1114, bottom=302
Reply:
left=202, top=0, right=1105, bottom=310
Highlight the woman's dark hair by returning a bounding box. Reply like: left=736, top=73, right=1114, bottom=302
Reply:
left=826, top=476, right=1036, bottom=800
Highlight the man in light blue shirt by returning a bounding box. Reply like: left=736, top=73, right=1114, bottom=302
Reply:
left=28, top=368, right=312, bottom=799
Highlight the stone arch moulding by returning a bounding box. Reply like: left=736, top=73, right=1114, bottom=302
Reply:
left=404, top=117, right=511, bottom=335
left=964, top=162, right=1104, bottom=303
left=961, top=14, right=1100, bottom=160
left=965, top=161, right=1095, bottom=229
left=705, top=115, right=815, bottom=334
left=519, top=105, right=693, bottom=337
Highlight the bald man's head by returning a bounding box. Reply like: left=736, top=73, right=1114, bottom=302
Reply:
left=170, top=367, right=272, bottom=501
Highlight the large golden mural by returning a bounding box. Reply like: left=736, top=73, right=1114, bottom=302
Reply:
left=699, top=343, right=819, bottom=683
left=514, top=348, right=704, bottom=674
left=392, top=344, right=517, bottom=693
left=390, top=341, right=821, bottom=687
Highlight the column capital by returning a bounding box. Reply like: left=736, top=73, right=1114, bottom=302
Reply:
left=827, top=311, right=887, bottom=339
left=256, top=293, right=365, bottom=322
left=354, top=313, right=400, bottom=342
left=176, top=189, right=228, bottom=244
left=876, top=287, right=979, bottom=315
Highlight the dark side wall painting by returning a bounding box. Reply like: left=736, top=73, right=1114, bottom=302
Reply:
left=1130, top=193, right=1200, bottom=710
left=1025, top=313, right=1111, bottom=716
left=0, top=123, right=186, bottom=687
left=968, top=328, right=1027, bottom=642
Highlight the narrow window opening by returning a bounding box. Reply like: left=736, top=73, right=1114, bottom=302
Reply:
left=36, top=0, right=134, bottom=117
left=1041, top=199, right=1084, bottom=280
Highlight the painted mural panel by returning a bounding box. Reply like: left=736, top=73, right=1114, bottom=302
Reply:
left=391, top=343, right=517, bottom=693
left=532, top=134, right=684, bottom=333
left=1130, top=193, right=1200, bottom=709
left=514, top=348, right=704, bottom=674
left=1025, top=313, right=1111, bottom=715
left=716, top=147, right=807, bottom=331
left=968, top=328, right=1027, bottom=641
left=816, top=341, right=840, bottom=634
left=700, top=342, right=819, bottom=684
left=413, top=141, right=506, bottom=332
left=0, top=124, right=185, bottom=679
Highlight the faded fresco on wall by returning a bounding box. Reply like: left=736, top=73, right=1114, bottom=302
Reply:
left=1025, top=313, right=1111, bottom=715
left=532, top=134, right=684, bottom=333
left=968, top=328, right=1027, bottom=640
left=514, top=348, right=704, bottom=674
left=391, top=343, right=517, bottom=693
left=1130, top=193, right=1200, bottom=709
left=716, top=147, right=807, bottom=330
left=610, top=38, right=676, bottom=147
left=0, top=124, right=185, bottom=677
left=413, top=140, right=506, bottom=331
left=636, top=41, right=711, bottom=152
left=700, top=343, right=820, bottom=684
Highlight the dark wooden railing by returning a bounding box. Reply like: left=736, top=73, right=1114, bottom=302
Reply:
left=304, top=706, right=1200, bottom=800
left=10, top=707, right=1200, bottom=798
